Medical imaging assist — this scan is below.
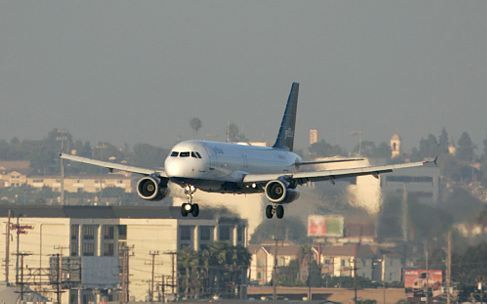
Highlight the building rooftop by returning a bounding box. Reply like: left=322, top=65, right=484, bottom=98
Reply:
left=248, top=244, right=302, bottom=256
left=0, top=160, right=31, bottom=172
left=315, top=244, right=375, bottom=258
left=0, top=204, right=244, bottom=222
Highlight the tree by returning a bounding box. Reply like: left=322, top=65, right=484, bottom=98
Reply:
left=482, top=137, right=487, bottom=161
left=227, top=123, right=247, bottom=142
left=452, top=242, right=487, bottom=287
left=190, top=117, right=202, bottom=135
left=412, top=134, right=439, bottom=161
left=352, top=140, right=390, bottom=159
left=277, top=259, right=301, bottom=286
left=309, top=139, right=345, bottom=157
left=438, top=127, right=450, bottom=154
left=478, top=136, right=487, bottom=186
left=178, top=242, right=250, bottom=299
left=477, top=208, right=487, bottom=229
left=457, top=131, right=475, bottom=162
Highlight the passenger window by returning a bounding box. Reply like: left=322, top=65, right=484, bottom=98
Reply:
left=180, top=152, right=190, bottom=157
left=170, top=151, right=179, bottom=157
left=191, top=152, right=197, bottom=158
left=195, top=152, right=202, bottom=159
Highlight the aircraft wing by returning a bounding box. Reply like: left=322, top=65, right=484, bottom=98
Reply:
left=295, top=158, right=364, bottom=166
left=243, top=159, right=434, bottom=184
left=60, top=153, right=166, bottom=177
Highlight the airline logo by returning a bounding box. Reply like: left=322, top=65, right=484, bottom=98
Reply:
left=284, top=128, right=293, bottom=139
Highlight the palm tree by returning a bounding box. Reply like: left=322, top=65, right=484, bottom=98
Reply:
left=178, top=247, right=198, bottom=298
left=190, top=117, right=202, bottom=136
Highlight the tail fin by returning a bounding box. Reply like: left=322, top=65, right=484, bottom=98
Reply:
left=272, top=82, right=299, bottom=151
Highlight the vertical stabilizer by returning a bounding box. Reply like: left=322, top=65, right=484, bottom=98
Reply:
left=272, top=82, right=299, bottom=151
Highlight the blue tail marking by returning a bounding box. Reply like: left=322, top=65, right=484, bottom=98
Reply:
left=272, top=82, right=299, bottom=151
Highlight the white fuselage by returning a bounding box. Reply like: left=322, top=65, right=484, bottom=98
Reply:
left=164, top=140, right=301, bottom=192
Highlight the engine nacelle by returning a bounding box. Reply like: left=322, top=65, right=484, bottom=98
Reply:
left=264, top=179, right=300, bottom=204
left=136, top=176, right=168, bottom=201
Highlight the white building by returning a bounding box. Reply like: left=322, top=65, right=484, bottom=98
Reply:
left=309, top=129, right=319, bottom=145
left=248, top=242, right=301, bottom=285
left=311, top=158, right=382, bottom=214
left=0, top=205, right=247, bottom=303
left=313, top=244, right=375, bottom=279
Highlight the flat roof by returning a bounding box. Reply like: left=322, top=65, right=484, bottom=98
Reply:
left=0, top=204, right=245, bottom=223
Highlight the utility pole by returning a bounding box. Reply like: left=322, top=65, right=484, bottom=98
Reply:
left=446, top=230, right=452, bottom=304
left=353, top=235, right=364, bottom=304
left=15, top=216, right=20, bottom=284
left=4, top=209, right=11, bottom=284
left=56, top=129, right=68, bottom=206
left=424, top=241, right=429, bottom=303
left=53, top=253, right=63, bottom=304
left=307, top=248, right=312, bottom=301
left=17, top=252, right=32, bottom=302
left=402, top=184, right=409, bottom=273
left=353, top=258, right=358, bottom=304
left=147, top=251, right=160, bottom=302
left=12, top=215, right=32, bottom=285
left=119, top=244, right=134, bottom=304
left=119, top=245, right=128, bottom=304
left=272, top=220, right=279, bottom=303
left=159, top=275, right=164, bottom=303
left=163, top=251, right=177, bottom=299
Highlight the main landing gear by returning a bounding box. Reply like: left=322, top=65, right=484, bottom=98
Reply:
left=181, top=185, right=199, bottom=217
left=265, top=204, right=284, bottom=219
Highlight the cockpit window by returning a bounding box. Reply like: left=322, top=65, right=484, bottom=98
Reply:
left=180, top=152, right=190, bottom=157
left=191, top=152, right=198, bottom=158
left=170, top=151, right=179, bottom=157
left=195, top=152, right=202, bottom=159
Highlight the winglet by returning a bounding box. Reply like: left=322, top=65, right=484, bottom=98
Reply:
left=423, top=156, right=438, bottom=167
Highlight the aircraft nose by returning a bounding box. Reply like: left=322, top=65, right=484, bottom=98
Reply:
left=164, top=157, right=182, bottom=177
left=165, top=155, right=209, bottom=178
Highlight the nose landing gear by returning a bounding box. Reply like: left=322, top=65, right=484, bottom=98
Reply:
left=265, top=204, right=284, bottom=219
left=181, top=202, right=199, bottom=217
left=181, top=185, right=199, bottom=217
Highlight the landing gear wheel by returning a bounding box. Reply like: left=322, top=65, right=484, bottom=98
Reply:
left=276, top=205, right=284, bottom=219
left=181, top=203, right=189, bottom=217
left=265, top=205, right=274, bottom=219
left=181, top=203, right=193, bottom=217
left=191, top=204, right=199, bottom=217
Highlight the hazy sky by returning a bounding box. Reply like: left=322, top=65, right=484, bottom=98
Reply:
left=1, top=1, right=486, bottom=151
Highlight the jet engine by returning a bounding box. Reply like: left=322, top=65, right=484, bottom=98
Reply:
left=136, top=176, right=168, bottom=201
left=264, top=179, right=300, bottom=204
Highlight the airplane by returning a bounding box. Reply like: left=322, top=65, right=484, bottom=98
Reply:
left=61, top=82, right=434, bottom=219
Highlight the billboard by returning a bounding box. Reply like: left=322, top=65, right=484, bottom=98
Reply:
left=404, top=269, right=443, bottom=297
left=307, top=215, right=344, bottom=237
left=81, top=256, right=120, bottom=289
left=49, top=256, right=81, bottom=288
